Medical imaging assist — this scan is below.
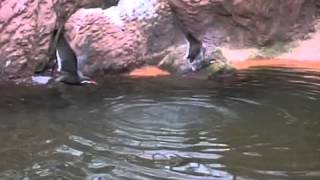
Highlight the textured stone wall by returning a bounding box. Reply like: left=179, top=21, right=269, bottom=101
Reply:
left=0, top=0, right=318, bottom=83
left=169, top=0, right=316, bottom=47
left=0, top=0, right=116, bottom=82
left=64, top=0, right=183, bottom=75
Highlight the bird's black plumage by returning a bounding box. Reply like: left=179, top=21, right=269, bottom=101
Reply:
left=185, top=32, right=202, bottom=63
left=56, top=34, right=78, bottom=75
left=55, top=34, right=96, bottom=85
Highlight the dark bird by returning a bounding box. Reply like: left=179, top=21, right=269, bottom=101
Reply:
left=185, top=32, right=203, bottom=63
left=55, top=34, right=97, bottom=85
left=184, top=32, right=208, bottom=72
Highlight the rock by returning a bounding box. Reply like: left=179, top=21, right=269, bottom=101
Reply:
left=65, top=0, right=316, bottom=76
left=0, top=0, right=117, bottom=83
left=62, top=0, right=319, bottom=77
left=0, top=0, right=319, bottom=84
left=64, top=0, right=184, bottom=76
left=158, top=45, right=189, bottom=73
left=159, top=45, right=210, bottom=73
left=159, top=45, right=233, bottom=77
left=169, top=0, right=316, bottom=51
left=205, top=49, right=235, bottom=77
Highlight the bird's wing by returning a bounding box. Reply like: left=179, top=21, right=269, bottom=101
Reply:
left=56, top=34, right=78, bottom=75
left=77, top=37, right=93, bottom=72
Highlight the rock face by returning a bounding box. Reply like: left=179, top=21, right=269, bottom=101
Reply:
left=66, top=0, right=318, bottom=77
left=0, top=0, right=116, bottom=82
left=0, top=0, right=318, bottom=84
left=64, top=0, right=184, bottom=76
left=169, top=0, right=316, bottom=49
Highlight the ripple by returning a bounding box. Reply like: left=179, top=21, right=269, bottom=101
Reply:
left=55, top=145, right=83, bottom=157
left=1, top=68, right=320, bottom=179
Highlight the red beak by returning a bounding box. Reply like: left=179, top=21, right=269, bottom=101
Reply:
left=81, top=80, right=98, bottom=86
left=88, top=80, right=98, bottom=85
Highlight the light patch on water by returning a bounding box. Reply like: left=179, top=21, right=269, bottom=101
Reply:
left=104, top=95, right=125, bottom=101
left=271, top=147, right=291, bottom=151
left=169, top=162, right=233, bottom=178
left=277, top=108, right=298, bottom=125
left=142, top=150, right=222, bottom=160
left=195, top=141, right=229, bottom=148
left=56, top=145, right=83, bottom=156
left=228, top=97, right=261, bottom=105
left=242, top=152, right=263, bottom=157
left=254, top=170, right=288, bottom=177
left=34, top=168, right=52, bottom=177
left=86, top=174, right=114, bottom=180
left=303, top=75, right=320, bottom=80
left=31, top=76, right=52, bottom=85
left=88, top=159, right=108, bottom=169
left=69, top=135, right=97, bottom=147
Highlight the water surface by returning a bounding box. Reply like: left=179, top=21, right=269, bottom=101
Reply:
left=0, top=68, right=320, bottom=179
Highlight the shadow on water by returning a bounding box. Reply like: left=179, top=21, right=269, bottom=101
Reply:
left=0, top=68, right=319, bottom=179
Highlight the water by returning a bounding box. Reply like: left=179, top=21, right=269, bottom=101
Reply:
left=0, top=68, right=320, bottom=180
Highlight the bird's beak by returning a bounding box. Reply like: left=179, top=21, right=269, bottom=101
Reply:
left=81, top=80, right=98, bottom=86
left=88, top=80, right=98, bottom=85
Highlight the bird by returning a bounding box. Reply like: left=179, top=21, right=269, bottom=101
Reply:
left=184, top=32, right=207, bottom=71
left=185, top=32, right=203, bottom=63
left=55, top=33, right=97, bottom=85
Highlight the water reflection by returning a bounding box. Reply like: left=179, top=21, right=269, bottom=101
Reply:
left=0, top=68, right=319, bottom=179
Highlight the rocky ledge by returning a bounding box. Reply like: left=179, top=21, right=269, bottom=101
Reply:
left=0, top=0, right=319, bottom=85
left=0, top=0, right=117, bottom=84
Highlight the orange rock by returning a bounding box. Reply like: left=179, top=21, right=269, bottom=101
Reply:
left=129, top=66, right=170, bottom=77
left=231, top=59, right=320, bottom=71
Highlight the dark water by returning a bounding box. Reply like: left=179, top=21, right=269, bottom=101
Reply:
left=0, top=68, right=320, bottom=180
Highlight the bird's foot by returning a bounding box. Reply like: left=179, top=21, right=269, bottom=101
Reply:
left=188, top=46, right=209, bottom=72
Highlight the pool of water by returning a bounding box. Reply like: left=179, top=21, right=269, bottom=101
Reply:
left=0, top=68, right=320, bottom=180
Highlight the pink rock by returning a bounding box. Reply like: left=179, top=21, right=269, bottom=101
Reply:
left=169, top=0, right=315, bottom=48
left=64, top=0, right=184, bottom=75
left=0, top=0, right=318, bottom=84
left=0, top=0, right=115, bottom=83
